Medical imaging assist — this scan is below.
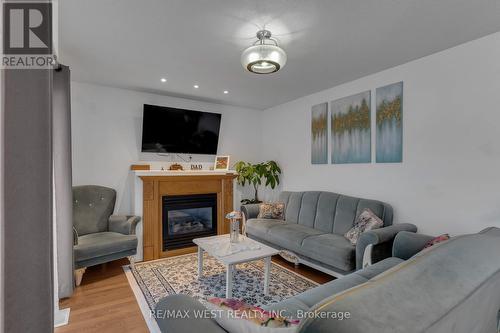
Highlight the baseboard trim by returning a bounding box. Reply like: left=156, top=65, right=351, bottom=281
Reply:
left=54, top=307, right=70, bottom=328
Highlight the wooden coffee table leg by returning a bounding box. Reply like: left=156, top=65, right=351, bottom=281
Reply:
left=226, top=264, right=233, bottom=298
left=264, top=256, right=271, bottom=295
left=198, top=247, right=203, bottom=278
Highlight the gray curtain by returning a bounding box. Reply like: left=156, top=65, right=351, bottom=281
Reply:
left=53, top=65, right=74, bottom=298
left=3, top=69, right=54, bottom=331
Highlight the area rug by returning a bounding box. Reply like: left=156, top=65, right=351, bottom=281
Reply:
left=129, top=253, right=318, bottom=310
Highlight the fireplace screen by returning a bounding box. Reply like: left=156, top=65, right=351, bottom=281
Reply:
left=162, top=193, right=217, bottom=250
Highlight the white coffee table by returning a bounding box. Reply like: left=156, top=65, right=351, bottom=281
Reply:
left=193, top=234, right=280, bottom=298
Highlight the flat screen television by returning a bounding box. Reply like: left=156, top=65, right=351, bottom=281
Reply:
left=141, top=104, right=221, bottom=155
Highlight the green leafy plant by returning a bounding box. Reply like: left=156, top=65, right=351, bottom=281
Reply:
left=234, top=160, right=282, bottom=204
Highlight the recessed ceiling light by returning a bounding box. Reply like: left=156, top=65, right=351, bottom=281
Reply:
left=223, top=90, right=229, bottom=94
left=193, top=84, right=199, bottom=89
left=160, top=78, right=167, bottom=83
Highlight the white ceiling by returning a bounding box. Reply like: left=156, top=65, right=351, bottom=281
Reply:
left=59, top=0, right=500, bottom=110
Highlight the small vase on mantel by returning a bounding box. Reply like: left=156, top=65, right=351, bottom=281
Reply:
left=225, top=211, right=242, bottom=243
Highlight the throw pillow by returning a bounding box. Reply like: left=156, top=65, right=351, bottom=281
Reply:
left=206, top=297, right=299, bottom=333
left=424, top=234, right=450, bottom=248
left=279, top=250, right=300, bottom=266
left=344, top=208, right=384, bottom=245
left=257, top=202, right=285, bottom=220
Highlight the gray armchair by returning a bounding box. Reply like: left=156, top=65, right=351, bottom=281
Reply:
left=73, top=185, right=140, bottom=286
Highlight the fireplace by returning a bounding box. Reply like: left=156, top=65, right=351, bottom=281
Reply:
left=139, top=172, right=236, bottom=261
left=162, top=193, right=217, bottom=250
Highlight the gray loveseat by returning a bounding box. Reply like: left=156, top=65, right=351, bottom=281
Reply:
left=242, top=191, right=417, bottom=274
left=154, top=227, right=500, bottom=333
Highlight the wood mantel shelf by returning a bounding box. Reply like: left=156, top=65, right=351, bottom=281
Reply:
left=134, top=170, right=237, bottom=176
left=138, top=171, right=237, bottom=261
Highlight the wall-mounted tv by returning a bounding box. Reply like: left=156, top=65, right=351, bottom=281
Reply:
left=141, top=104, right=221, bottom=155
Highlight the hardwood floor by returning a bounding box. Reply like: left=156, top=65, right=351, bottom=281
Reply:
left=56, top=259, right=148, bottom=333
left=272, top=255, right=335, bottom=284
left=56, top=256, right=334, bottom=332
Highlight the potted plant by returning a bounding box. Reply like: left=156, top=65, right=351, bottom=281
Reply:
left=234, top=160, right=282, bottom=204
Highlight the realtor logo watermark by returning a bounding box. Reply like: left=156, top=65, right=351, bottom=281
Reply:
left=2, top=1, right=56, bottom=68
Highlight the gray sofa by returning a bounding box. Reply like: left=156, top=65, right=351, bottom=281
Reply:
left=242, top=191, right=417, bottom=274
left=154, top=227, right=500, bottom=333
left=299, top=227, right=500, bottom=333
left=264, top=231, right=435, bottom=319
left=73, top=185, right=141, bottom=285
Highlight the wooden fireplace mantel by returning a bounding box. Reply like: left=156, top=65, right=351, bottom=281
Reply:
left=139, top=172, right=237, bottom=261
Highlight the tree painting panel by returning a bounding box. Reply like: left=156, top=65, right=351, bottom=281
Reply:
left=311, top=102, right=328, bottom=164
left=376, top=82, right=403, bottom=163
left=331, top=91, right=371, bottom=164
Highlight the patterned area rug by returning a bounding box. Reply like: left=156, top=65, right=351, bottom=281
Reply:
left=131, top=253, right=318, bottom=310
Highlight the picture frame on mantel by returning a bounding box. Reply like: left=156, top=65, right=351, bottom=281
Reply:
left=214, top=155, right=230, bottom=170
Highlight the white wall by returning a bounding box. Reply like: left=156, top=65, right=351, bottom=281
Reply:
left=0, top=64, right=4, bottom=333
left=261, top=32, right=500, bottom=236
left=71, top=82, right=261, bottom=213
left=72, top=32, right=500, bottom=236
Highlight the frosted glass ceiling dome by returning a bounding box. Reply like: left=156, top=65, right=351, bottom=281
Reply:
left=241, top=30, right=287, bottom=74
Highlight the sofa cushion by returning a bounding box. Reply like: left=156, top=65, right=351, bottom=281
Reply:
left=73, top=185, right=116, bottom=236
left=267, top=224, right=326, bottom=254
left=278, top=191, right=393, bottom=237
left=74, top=232, right=137, bottom=262
left=264, top=296, right=310, bottom=319
left=297, top=191, right=321, bottom=228
left=155, top=294, right=228, bottom=333
left=281, top=192, right=303, bottom=224
left=344, top=208, right=384, bottom=245
left=313, top=192, right=340, bottom=232
left=295, top=273, right=367, bottom=307
left=331, top=195, right=360, bottom=235
left=355, top=257, right=404, bottom=280
left=265, top=258, right=406, bottom=320
left=301, top=233, right=356, bottom=272
left=207, top=298, right=299, bottom=330
left=245, top=219, right=285, bottom=240
left=257, top=202, right=285, bottom=220
left=423, top=234, right=450, bottom=249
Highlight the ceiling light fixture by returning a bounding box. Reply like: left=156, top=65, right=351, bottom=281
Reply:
left=241, top=30, right=287, bottom=74
left=193, top=84, right=199, bottom=89
left=223, top=90, right=229, bottom=94
left=160, top=78, right=167, bottom=82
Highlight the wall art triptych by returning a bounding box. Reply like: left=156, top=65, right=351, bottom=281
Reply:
left=331, top=91, right=371, bottom=164
left=376, top=82, right=403, bottom=163
left=311, top=102, right=328, bottom=164
left=311, top=82, right=403, bottom=164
